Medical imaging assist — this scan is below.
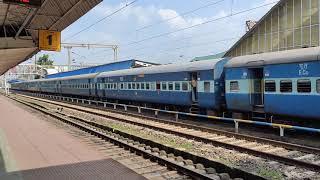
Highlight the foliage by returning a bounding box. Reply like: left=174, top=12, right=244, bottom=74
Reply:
left=258, top=167, right=284, bottom=180
left=37, top=54, right=54, bottom=66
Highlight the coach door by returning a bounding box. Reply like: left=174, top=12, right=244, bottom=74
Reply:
left=190, top=72, right=198, bottom=102
left=102, top=78, right=106, bottom=98
left=250, top=68, right=264, bottom=106
left=57, top=81, right=61, bottom=94
left=89, top=79, right=92, bottom=96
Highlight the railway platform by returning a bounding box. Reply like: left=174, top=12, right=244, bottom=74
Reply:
left=0, top=95, right=145, bottom=180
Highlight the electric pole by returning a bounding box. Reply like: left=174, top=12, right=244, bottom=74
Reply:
left=61, top=43, right=119, bottom=71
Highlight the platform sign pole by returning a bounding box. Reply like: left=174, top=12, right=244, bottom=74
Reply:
left=66, top=47, right=72, bottom=71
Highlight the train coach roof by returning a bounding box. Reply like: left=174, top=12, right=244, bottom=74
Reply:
left=97, top=59, right=225, bottom=78
left=225, top=47, right=320, bottom=68
left=23, top=73, right=99, bottom=83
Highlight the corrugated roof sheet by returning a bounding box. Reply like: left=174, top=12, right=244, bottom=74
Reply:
left=192, top=52, right=226, bottom=61
left=223, top=0, right=283, bottom=57
left=0, top=0, right=102, bottom=75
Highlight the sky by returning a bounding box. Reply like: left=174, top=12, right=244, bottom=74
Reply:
left=30, top=0, right=279, bottom=65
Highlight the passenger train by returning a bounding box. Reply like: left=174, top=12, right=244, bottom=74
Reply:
left=11, top=47, right=320, bottom=123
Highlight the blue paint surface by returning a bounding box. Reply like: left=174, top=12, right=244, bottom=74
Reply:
left=265, top=94, right=320, bottom=119
left=264, top=61, right=320, bottom=78
left=225, top=93, right=251, bottom=112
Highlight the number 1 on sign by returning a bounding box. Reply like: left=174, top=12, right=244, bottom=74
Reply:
left=47, top=35, right=53, bottom=46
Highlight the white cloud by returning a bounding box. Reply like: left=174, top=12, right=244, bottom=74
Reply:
left=52, top=1, right=277, bottom=64
left=158, top=9, right=208, bottom=30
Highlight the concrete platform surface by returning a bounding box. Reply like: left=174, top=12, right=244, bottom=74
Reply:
left=0, top=95, right=145, bottom=180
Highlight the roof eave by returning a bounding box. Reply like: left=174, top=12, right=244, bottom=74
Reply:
left=223, top=0, right=284, bottom=57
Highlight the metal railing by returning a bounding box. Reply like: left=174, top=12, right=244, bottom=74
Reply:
left=28, top=92, right=320, bottom=137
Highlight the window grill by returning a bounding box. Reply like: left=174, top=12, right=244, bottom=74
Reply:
left=175, top=82, right=181, bottom=91
left=265, top=80, right=276, bottom=92
left=297, top=79, right=311, bottom=93
left=280, top=80, right=292, bottom=92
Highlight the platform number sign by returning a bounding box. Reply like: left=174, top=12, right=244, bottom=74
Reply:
left=39, top=30, right=61, bottom=52
left=3, top=0, right=42, bottom=7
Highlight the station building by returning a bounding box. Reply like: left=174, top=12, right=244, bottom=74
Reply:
left=225, top=0, right=320, bottom=57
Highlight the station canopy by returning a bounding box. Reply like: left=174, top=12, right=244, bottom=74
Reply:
left=0, top=0, right=102, bottom=75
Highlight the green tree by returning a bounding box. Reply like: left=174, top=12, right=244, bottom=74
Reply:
left=37, top=54, right=54, bottom=66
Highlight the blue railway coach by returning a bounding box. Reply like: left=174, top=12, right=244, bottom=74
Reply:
left=96, top=59, right=228, bottom=112
left=224, top=47, right=320, bottom=120
left=10, top=47, right=320, bottom=122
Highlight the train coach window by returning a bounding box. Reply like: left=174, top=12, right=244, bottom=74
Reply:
left=141, top=83, right=145, bottom=90
left=175, top=82, right=181, bottom=91
left=265, top=80, right=276, bottom=92
left=280, top=80, right=292, bottom=93
left=317, top=80, right=320, bottom=93
left=297, top=79, right=311, bottom=93
left=230, top=81, right=239, bottom=92
left=168, top=82, right=174, bottom=91
left=204, top=82, right=211, bottom=93
left=137, top=83, right=140, bottom=90
left=132, top=83, right=136, bottom=90
left=161, top=82, right=167, bottom=91
left=146, top=83, right=150, bottom=90
left=120, top=83, right=124, bottom=90
left=182, top=82, right=189, bottom=91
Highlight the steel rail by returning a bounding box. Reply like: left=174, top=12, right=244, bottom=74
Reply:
left=10, top=96, right=264, bottom=180
left=14, top=93, right=320, bottom=172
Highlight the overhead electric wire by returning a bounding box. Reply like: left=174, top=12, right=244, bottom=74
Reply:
left=90, top=22, right=244, bottom=59
left=93, top=0, right=226, bottom=45
left=135, top=0, right=226, bottom=31
left=92, top=0, right=278, bottom=57
left=95, top=36, right=240, bottom=61
left=125, top=1, right=277, bottom=47
left=63, top=0, right=139, bottom=42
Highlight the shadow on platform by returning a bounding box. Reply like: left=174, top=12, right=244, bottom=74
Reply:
left=0, top=153, right=146, bottom=180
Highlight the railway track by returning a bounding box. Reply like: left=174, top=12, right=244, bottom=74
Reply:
left=14, top=93, right=320, bottom=173
left=9, top=94, right=260, bottom=180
